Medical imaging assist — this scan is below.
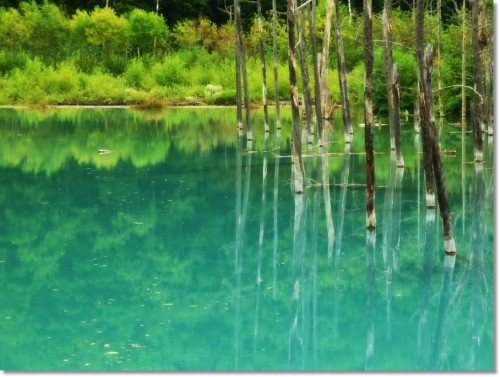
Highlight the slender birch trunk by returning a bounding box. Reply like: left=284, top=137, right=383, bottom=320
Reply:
left=320, top=0, right=334, bottom=119
left=334, top=0, right=353, bottom=143
left=364, top=0, right=376, bottom=229
left=288, top=0, right=304, bottom=194
left=382, top=0, right=395, bottom=150
left=272, top=0, right=281, bottom=130
left=256, top=0, right=270, bottom=132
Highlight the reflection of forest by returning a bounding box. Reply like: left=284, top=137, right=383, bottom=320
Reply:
left=0, top=109, right=494, bottom=370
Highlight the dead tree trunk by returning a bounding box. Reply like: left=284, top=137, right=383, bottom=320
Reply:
left=416, top=0, right=436, bottom=209
left=392, top=63, right=404, bottom=167
left=364, top=0, right=376, bottom=229
left=297, top=4, right=314, bottom=148
left=272, top=0, right=281, bottom=130
left=235, top=21, right=243, bottom=132
left=308, top=0, right=324, bottom=143
left=334, top=0, right=353, bottom=144
left=235, top=0, right=252, bottom=142
left=421, top=44, right=457, bottom=255
left=288, top=0, right=304, bottom=194
left=320, top=0, right=334, bottom=119
left=460, top=0, right=466, bottom=132
left=382, top=0, right=395, bottom=150
left=436, top=0, right=444, bottom=129
left=256, top=0, right=270, bottom=132
left=471, top=0, right=485, bottom=162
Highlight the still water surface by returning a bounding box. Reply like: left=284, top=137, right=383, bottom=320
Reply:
left=0, top=108, right=493, bottom=371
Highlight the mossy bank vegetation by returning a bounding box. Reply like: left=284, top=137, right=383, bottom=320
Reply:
left=0, top=0, right=489, bottom=116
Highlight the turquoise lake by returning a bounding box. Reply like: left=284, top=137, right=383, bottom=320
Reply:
left=0, top=107, right=494, bottom=371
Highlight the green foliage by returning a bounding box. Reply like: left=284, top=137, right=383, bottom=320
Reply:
left=372, top=47, right=418, bottom=113
left=127, top=9, right=168, bottom=57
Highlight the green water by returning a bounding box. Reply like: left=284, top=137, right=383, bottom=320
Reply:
left=0, top=108, right=493, bottom=371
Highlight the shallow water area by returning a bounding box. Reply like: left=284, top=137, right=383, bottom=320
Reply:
left=0, top=107, right=493, bottom=371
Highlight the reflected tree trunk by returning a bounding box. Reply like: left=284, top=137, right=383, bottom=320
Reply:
left=430, top=255, right=456, bottom=369
left=256, top=0, right=269, bottom=132
left=288, top=193, right=307, bottom=368
left=382, top=155, right=395, bottom=340
left=272, top=0, right=281, bottom=130
left=417, top=208, right=436, bottom=369
left=254, top=139, right=268, bottom=347
left=364, top=0, right=376, bottom=229
left=288, top=0, right=305, bottom=194
left=334, top=0, right=353, bottom=144
left=321, top=148, right=335, bottom=262
left=333, top=142, right=351, bottom=338
left=273, top=132, right=281, bottom=299
left=365, top=229, right=376, bottom=370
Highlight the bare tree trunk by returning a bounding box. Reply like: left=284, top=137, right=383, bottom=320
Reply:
left=308, top=0, right=324, bottom=143
left=392, top=63, right=404, bottom=167
left=297, top=5, right=314, bottom=148
left=288, top=0, right=304, bottom=194
left=320, top=0, right=334, bottom=119
left=235, top=21, right=243, bottom=132
left=422, top=44, right=457, bottom=255
left=235, top=0, right=252, bottom=143
left=272, top=0, right=281, bottom=130
left=382, top=0, right=395, bottom=150
left=256, top=0, right=270, bottom=132
left=334, top=0, right=353, bottom=144
left=364, top=0, right=376, bottom=229
left=460, top=0, right=466, bottom=132
left=436, top=0, right=444, bottom=129
left=471, top=0, right=485, bottom=162
left=416, top=0, right=435, bottom=209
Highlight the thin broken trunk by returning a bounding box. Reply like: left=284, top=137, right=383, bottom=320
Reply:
left=364, top=0, right=376, bottom=229
left=334, top=0, right=353, bottom=143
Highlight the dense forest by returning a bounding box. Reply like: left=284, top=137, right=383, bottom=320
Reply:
left=0, top=0, right=493, bottom=118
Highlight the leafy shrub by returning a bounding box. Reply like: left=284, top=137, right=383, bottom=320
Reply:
left=152, top=55, right=189, bottom=86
